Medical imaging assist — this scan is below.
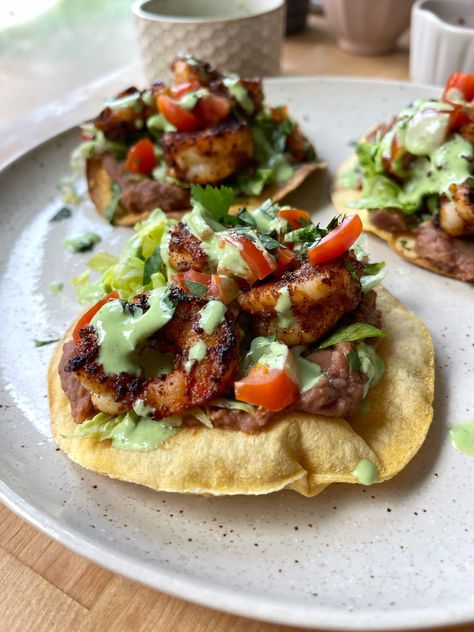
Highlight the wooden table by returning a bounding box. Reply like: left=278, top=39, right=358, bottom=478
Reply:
left=1, top=14, right=471, bottom=632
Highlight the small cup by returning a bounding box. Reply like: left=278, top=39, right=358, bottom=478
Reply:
left=410, top=0, right=474, bottom=86
left=132, top=0, right=285, bottom=82
left=322, top=0, right=415, bottom=56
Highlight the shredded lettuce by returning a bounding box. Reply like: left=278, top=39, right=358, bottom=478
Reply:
left=319, top=323, right=387, bottom=349
left=210, top=398, right=256, bottom=415
left=71, top=130, right=127, bottom=168
left=361, top=261, right=386, bottom=293
left=73, top=209, right=171, bottom=303
left=74, top=411, right=177, bottom=451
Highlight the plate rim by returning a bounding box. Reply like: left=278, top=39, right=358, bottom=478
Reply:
left=0, top=75, right=470, bottom=630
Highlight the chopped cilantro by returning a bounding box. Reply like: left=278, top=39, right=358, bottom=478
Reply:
left=50, top=207, right=72, bottom=222
left=347, top=350, right=361, bottom=372
left=63, top=232, right=101, bottom=253
left=143, top=246, right=163, bottom=286
left=185, top=279, right=207, bottom=297
left=34, top=338, right=59, bottom=347
left=105, top=181, right=122, bottom=224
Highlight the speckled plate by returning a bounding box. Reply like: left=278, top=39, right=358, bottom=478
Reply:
left=0, top=78, right=473, bottom=630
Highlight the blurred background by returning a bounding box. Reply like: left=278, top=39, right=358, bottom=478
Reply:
left=0, top=0, right=412, bottom=127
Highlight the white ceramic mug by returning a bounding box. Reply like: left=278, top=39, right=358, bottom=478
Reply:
left=410, top=0, right=474, bottom=86
left=132, top=0, right=285, bottom=81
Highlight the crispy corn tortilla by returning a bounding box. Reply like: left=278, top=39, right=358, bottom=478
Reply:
left=48, top=287, right=434, bottom=497
left=332, top=155, right=461, bottom=280
left=87, top=157, right=325, bottom=227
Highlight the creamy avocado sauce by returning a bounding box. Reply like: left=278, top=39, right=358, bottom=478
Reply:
left=223, top=75, right=254, bottom=115
left=250, top=205, right=287, bottom=235
left=357, top=99, right=473, bottom=212
left=449, top=420, right=474, bottom=456
left=356, top=343, right=385, bottom=397
left=401, top=135, right=473, bottom=205
left=198, top=300, right=226, bottom=334
left=184, top=339, right=207, bottom=373
left=275, top=287, right=296, bottom=328
left=352, top=459, right=378, bottom=485
left=294, top=355, right=323, bottom=392
left=181, top=206, right=250, bottom=277
left=132, top=399, right=154, bottom=418
left=91, top=288, right=175, bottom=376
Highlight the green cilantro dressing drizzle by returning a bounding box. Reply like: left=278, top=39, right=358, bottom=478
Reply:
left=198, top=301, right=226, bottom=335
left=449, top=420, right=474, bottom=456
left=275, top=287, right=295, bottom=328
left=352, top=459, right=378, bottom=485
left=184, top=340, right=207, bottom=373
left=91, top=288, right=175, bottom=376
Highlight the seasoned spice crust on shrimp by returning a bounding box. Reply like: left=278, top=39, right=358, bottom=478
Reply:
left=59, top=185, right=391, bottom=440
left=334, top=71, right=474, bottom=282
left=77, top=54, right=319, bottom=225
left=66, top=290, right=239, bottom=419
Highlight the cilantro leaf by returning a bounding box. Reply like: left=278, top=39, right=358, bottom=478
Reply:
left=34, top=338, right=60, bottom=347
left=258, top=233, right=280, bottom=251
left=191, top=185, right=236, bottom=225
left=185, top=279, right=207, bottom=297
left=143, top=246, right=163, bottom=286
left=347, top=350, right=361, bottom=372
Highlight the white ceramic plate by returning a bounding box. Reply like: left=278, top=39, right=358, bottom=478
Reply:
left=1, top=78, right=473, bottom=630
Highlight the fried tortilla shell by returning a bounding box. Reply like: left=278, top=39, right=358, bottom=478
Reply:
left=87, top=156, right=324, bottom=227
left=332, top=155, right=463, bottom=280
left=48, top=287, right=434, bottom=497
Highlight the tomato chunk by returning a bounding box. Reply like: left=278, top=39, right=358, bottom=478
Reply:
left=170, top=80, right=200, bottom=99
left=72, top=292, right=119, bottom=344
left=220, top=232, right=276, bottom=283
left=443, top=72, right=474, bottom=103
left=235, top=365, right=300, bottom=411
left=157, top=94, right=201, bottom=132
left=307, top=215, right=363, bottom=266
left=274, top=247, right=296, bottom=276
left=194, top=94, right=231, bottom=126
left=278, top=208, right=311, bottom=230
left=124, top=139, right=156, bottom=176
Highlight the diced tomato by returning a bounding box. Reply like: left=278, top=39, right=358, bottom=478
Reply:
left=235, top=364, right=300, bottom=411
left=208, top=274, right=238, bottom=304
left=307, top=215, right=363, bottom=266
left=172, top=270, right=237, bottom=304
left=277, top=208, right=311, bottom=230
left=447, top=103, right=474, bottom=131
left=273, top=247, right=296, bottom=276
left=270, top=105, right=289, bottom=124
left=170, top=80, right=200, bottom=99
left=194, top=94, right=231, bottom=126
left=124, top=139, right=156, bottom=176
left=72, top=292, right=119, bottom=344
left=443, top=73, right=474, bottom=103
left=157, top=94, right=201, bottom=132
left=220, top=232, right=276, bottom=283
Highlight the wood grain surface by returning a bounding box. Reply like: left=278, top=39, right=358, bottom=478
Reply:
left=2, top=13, right=473, bottom=632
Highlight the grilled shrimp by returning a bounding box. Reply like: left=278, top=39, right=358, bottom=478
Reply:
left=94, top=87, right=156, bottom=142
left=161, top=118, right=254, bottom=184
left=439, top=182, right=474, bottom=237
left=66, top=292, right=239, bottom=418
left=238, top=255, right=363, bottom=346
left=168, top=223, right=208, bottom=272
